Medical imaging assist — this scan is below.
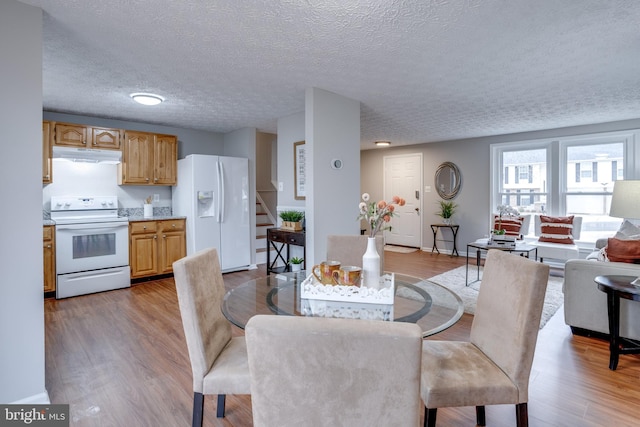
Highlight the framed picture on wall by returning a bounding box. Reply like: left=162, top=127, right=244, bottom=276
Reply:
left=294, top=140, right=306, bottom=200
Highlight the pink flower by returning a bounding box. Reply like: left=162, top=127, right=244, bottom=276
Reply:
left=357, top=192, right=406, bottom=237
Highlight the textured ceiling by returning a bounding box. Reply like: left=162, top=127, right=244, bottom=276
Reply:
left=19, top=0, right=640, bottom=149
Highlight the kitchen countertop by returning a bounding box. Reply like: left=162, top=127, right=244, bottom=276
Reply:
left=127, top=215, right=186, bottom=222
left=42, top=216, right=186, bottom=226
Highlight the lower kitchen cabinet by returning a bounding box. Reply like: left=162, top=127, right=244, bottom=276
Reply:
left=130, top=219, right=186, bottom=279
left=43, top=225, right=56, bottom=293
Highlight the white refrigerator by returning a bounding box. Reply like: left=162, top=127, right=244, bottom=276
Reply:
left=172, top=154, right=251, bottom=272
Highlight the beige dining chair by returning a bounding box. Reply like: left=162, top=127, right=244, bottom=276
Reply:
left=245, top=315, right=423, bottom=427
left=326, top=234, right=385, bottom=275
left=172, top=247, right=251, bottom=427
left=420, top=249, right=550, bottom=427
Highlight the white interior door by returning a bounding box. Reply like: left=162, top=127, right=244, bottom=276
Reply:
left=383, top=154, right=422, bottom=247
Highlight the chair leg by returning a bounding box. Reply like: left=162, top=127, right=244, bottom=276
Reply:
left=424, top=407, right=437, bottom=427
left=516, top=402, right=528, bottom=427
left=476, top=406, right=486, bottom=426
left=192, top=392, right=204, bottom=427
left=216, top=394, right=226, bottom=418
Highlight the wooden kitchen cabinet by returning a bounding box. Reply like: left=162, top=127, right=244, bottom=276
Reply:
left=129, top=219, right=185, bottom=278
left=158, top=220, right=186, bottom=274
left=42, top=121, right=52, bottom=184
left=119, top=131, right=177, bottom=185
left=43, top=225, right=56, bottom=294
left=53, top=122, right=123, bottom=150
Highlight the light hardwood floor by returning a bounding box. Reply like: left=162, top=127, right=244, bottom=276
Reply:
left=44, top=251, right=640, bottom=426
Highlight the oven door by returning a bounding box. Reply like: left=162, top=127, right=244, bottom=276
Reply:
left=55, top=221, right=129, bottom=274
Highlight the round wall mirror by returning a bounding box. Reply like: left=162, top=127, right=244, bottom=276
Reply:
left=435, top=162, right=461, bottom=200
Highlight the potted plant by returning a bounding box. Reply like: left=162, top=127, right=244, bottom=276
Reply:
left=289, top=257, right=304, bottom=272
left=436, top=200, right=458, bottom=225
left=279, top=210, right=304, bottom=231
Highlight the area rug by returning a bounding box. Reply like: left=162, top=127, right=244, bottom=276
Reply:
left=384, top=245, right=418, bottom=254
left=425, top=265, right=564, bottom=329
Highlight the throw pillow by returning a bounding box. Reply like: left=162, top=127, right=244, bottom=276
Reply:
left=606, top=238, right=640, bottom=263
left=617, top=219, right=640, bottom=238
left=493, top=215, right=524, bottom=239
left=614, top=231, right=640, bottom=240
left=538, top=215, right=575, bottom=244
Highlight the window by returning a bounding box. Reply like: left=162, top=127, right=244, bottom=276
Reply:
left=497, top=148, right=547, bottom=214
left=491, top=131, right=637, bottom=243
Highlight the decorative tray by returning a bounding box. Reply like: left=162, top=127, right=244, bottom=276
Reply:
left=300, top=299, right=393, bottom=321
left=300, top=273, right=395, bottom=305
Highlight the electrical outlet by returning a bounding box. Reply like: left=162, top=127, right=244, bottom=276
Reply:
left=153, top=194, right=160, bottom=202
left=278, top=182, right=284, bottom=191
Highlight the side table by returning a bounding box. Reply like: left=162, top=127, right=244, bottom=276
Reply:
left=430, top=224, right=459, bottom=257
left=465, top=241, right=538, bottom=286
left=595, top=275, right=640, bottom=370
left=266, top=228, right=306, bottom=274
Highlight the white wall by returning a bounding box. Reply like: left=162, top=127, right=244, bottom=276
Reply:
left=276, top=112, right=306, bottom=209
left=305, top=88, right=361, bottom=265
left=0, top=0, right=46, bottom=403
left=42, top=160, right=173, bottom=211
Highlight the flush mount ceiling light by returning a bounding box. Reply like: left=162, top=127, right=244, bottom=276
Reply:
left=130, top=93, right=165, bottom=106
left=375, top=140, right=391, bottom=147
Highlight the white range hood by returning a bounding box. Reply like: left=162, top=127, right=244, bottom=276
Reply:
left=52, top=145, right=122, bottom=164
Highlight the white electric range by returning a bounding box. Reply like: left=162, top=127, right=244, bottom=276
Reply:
left=51, top=196, right=130, bottom=298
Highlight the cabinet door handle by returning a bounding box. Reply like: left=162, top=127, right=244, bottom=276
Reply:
left=154, top=235, right=157, bottom=239
left=143, top=226, right=147, bottom=229
left=46, top=245, right=51, bottom=249
left=162, top=234, right=166, bottom=238
left=146, top=177, right=150, bottom=182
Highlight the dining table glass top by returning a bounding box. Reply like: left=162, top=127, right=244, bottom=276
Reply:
left=222, top=271, right=464, bottom=338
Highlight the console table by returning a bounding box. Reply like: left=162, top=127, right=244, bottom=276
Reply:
left=430, top=224, right=459, bottom=257
left=266, top=228, right=306, bottom=274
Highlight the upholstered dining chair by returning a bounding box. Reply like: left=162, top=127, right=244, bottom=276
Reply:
left=326, top=234, right=385, bottom=275
left=172, top=247, right=251, bottom=427
left=420, top=249, right=550, bottom=427
left=245, top=315, right=423, bottom=427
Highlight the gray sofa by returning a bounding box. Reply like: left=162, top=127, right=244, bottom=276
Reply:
left=564, top=247, right=640, bottom=340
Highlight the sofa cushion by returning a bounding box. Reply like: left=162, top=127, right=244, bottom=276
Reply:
left=493, top=215, right=525, bottom=239
left=606, top=237, right=640, bottom=263
left=538, top=215, right=575, bottom=244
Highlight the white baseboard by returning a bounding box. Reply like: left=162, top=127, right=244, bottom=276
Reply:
left=11, top=390, right=50, bottom=404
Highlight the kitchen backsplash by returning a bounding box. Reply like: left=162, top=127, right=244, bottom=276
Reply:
left=43, top=159, right=173, bottom=213
left=119, top=207, right=172, bottom=218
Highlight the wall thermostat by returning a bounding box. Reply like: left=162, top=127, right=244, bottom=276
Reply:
left=330, top=159, right=343, bottom=170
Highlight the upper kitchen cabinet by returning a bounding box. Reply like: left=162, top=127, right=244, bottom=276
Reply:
left=42, top=121, right=52, bottom=184
left=118, top=131, right=177, bottom=185
left=54, top=122, right=123, bottom=150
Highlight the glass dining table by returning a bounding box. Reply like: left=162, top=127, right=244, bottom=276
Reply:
left=222, top=271, right=464, bottom=338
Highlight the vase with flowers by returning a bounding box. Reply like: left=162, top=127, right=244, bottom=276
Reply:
left=357, top=193, right=406, bottom=289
